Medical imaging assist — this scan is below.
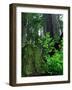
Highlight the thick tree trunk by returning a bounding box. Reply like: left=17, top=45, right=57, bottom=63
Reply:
left=43, top=14, right=54, bottom=37
left=43, top=14, right=60, bottom=38
left=52, top=14, right=60, bottom=37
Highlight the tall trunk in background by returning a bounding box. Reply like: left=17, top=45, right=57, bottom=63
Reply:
left=22, top=13, right=27, bottom=47
left=52, top=14, right=60, bottom=38
left=43, top=14, right=60, bottom=38
left=43, top=14, right=54, bottom=37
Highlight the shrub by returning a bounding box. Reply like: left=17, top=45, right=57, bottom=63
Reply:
left=22, top=32, right=63, bottom=76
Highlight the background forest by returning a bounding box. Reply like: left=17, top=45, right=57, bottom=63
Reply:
left=21, top=13, right=63, bottom=77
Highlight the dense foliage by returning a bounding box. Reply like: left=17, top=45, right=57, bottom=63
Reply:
left=21, top=13, right=63, bottom=77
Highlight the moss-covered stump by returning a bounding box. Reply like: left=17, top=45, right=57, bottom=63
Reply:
left=22, top=44, right=42, bottom=77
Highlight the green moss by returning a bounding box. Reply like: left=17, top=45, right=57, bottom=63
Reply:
left=22, top=33, right=63, bottom=76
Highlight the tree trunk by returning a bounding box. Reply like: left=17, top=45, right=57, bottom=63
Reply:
left=43, top=14, right=54, bottom=37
